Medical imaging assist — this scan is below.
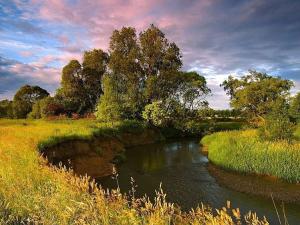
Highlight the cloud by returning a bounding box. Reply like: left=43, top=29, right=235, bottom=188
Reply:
left=0, top=56, right=60, bottom=98
left=0, top=0, right=299, bottom=107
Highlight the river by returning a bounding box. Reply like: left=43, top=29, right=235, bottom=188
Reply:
left=97, top=139, right=300, bottom=224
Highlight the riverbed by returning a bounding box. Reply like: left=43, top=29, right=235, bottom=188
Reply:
left=97, top=139, right=300, bottom=224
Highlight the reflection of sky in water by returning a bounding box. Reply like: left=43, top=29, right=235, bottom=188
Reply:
left=98, top=139, right=300, bottom=225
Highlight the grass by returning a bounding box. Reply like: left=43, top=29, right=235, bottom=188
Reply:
left=0, top=119, right=268, bottom=224
left=201, top=126, right=300, bottom=183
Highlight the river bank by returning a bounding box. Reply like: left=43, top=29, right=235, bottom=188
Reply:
left=201, top=129, right=300, bottom=183
left=41, top=127, right=163, bottom=177
left=200, top=128, right=300, bottom=205
left=207, top=163, right=300, bottom=204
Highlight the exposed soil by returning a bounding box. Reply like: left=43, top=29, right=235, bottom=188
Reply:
left=207, top=163, right=300, bottom=204
left=42, top=128, right=163, bottom=178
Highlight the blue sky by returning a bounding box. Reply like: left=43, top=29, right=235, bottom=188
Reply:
left=0, top=0, right=300, bottom=108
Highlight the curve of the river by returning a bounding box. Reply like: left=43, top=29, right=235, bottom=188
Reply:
left=97, top=139, right=300, bottom=224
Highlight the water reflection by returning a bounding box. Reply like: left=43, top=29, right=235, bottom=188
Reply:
left=97, top=139, right=300, bottom=225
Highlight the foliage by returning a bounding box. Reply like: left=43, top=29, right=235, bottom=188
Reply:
left=108, top=27, right=143, bottom=118
left=105, top=25, right=209, bottom=121
left=0, top=119, right=268, bottom=224
left=95, top=75, right=122, bottom=122
left=258, top=100, right=295, bottom=141
left=140, top=25, right=182, bottom=102
left=0, top=100, right=13, bottom=118
left=221, top=70, right=293, bottom=121
left=290, top=92, right=300, bottom=122
left=28, top=96, right=65, bottom=119
left=57, top=49, right=109, bottom=115
left=12, top=85, right=49, bottom=118
left=201, top=129, right=300, bottom=183
left=142, top=100, right=183, bottom=127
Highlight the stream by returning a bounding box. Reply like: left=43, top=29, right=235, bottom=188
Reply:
left=97, top=139, right=300, bottom=224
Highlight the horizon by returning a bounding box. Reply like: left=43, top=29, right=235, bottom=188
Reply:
left=1, top=0, right=300, bottom=109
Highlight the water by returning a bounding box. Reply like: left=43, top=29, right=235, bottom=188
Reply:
left=98, top=139, right=300, bottom=224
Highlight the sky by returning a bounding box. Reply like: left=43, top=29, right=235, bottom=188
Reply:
left=0, top=0, right=300, bottom=109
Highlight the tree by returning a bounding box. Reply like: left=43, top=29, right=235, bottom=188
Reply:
left=221, top=70, right=293, bottom=121
left=108, top=27, right=143, bottom=118
left=140, top=24, right=182, bottom=102
left=0, top=100, right=13, bottom=118
left=95, top=75, right=122, bottom=122
left=13, top=85, right=49, bottom=118
left=175, top=71, right=210, bottom=111
left=57, top=60, right=85, bottom=114
left=58, top=49, right=108, bottom=115
left=82, top=49, right=109, bottom=109
left=290, top=92, right=300, bottom=121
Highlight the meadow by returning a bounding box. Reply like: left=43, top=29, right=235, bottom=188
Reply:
left=0, top=119, right=268, bottom=224
left=201, top=126, right=300, bottom=183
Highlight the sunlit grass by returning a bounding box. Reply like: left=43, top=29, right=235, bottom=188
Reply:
left=201, top=126, right=300, bottom=183
left=0, top=119, right=268, bottom=224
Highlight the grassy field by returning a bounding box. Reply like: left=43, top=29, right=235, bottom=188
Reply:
left=201, top=126, right=300, bottom=183
left=0, top=119, right=268, bottom=224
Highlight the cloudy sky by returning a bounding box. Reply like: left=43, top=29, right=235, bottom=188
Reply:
left=0, top=0, right=300, bottom=108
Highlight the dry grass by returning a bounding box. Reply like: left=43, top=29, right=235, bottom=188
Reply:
left=0, top=119, right=268, bottom=224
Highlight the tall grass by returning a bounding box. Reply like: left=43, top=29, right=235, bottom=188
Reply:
left=0, top=119, right=268, bottom=224
left=201, top=128, right=300, bottom=183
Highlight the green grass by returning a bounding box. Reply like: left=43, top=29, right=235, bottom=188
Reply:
left=201, top=127, right=300, bottom=183
left=0, top=119, right=268, bottom=224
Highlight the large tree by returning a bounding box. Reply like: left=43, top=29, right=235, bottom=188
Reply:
left=82, top=49, right=109, bottom=109
left=105, top=25, right=184, bottom=119
left=13, top=85, right=49, bottom=118
left=221, top=70, right=294, bottom=120
left=57, top=49, right=108, bottom=114
left=57, top=59, right=84, bottom=114
left=108, top=27, right=143, bottom=118
left=139, top=24, right=182, bottom=102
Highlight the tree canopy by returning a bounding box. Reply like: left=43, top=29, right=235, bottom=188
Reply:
left=93, top=25, right=210, bottom=123
left=221, top=70, right=293, bottom=120
left=13, top=85, right=49, bottom=118
left=57, top=49, right=109, bottom=114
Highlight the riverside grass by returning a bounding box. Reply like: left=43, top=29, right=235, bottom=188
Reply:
left=0, top=119, right=269, bottom=224
left=201, top=128, right=300, bottom=183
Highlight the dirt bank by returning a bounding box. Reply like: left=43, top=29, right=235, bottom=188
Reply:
left=208, top=163, right=300, bottom=204
left=42, top=128, right=163, bottom=178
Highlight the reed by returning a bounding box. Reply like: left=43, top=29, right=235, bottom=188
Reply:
left=201, top=128, right=300, bottom=183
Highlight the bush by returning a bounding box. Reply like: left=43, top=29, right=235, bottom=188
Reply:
left=28, top=97, right=65, bottom=119
left=259, top=101, right=295, bottom=141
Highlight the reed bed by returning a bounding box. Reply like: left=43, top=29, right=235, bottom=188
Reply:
left=0, top=119, right=268, bottom=224
left=201, top=128, right=300, bottom=183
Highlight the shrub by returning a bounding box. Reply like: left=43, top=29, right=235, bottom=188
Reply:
left=28, top=97, right=65, bottom=119
left=259, top=101, right=295, bottom=141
